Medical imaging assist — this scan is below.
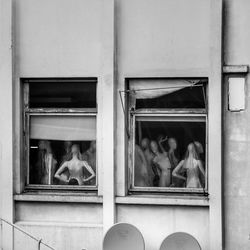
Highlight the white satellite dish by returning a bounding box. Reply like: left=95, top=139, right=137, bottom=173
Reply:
left=103, top=223, right=145, bottom=250
left=159, top=232, right=201, bottom=250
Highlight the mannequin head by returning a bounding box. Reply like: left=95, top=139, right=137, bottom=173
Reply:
left=141, top=138, right=150, bottom=150
left=71, top=144, right=82, bottom=160
left=168, top=138, right=177, bottom=151
left=71, top=144, right=80, bottom=154
left=64, top=141, right=72, bottom=152
left=194, top=141, right=204, bottom=155
left=38, top=140, right=52, bottom=153
left=38, top=140, right=46, bottom=150
left=185, top=143, right=199, bottom=160
left=68, top=178, right=79, bottom=185
left=150, top=141, right=159, bottom=154
left=89, top=141, right=96, bottom=152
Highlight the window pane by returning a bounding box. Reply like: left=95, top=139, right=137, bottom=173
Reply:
left=134, top=118, right=206, bottom=189
left=29, top=80, right=96, bottom=108
left=129, top=79, right=207, bottom=109
left=29, top=116, right=97, bottom=186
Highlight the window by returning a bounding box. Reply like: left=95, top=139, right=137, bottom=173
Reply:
left=127, top=78, right=208, bottom=194
left=23, top=78, right=97, bottom=191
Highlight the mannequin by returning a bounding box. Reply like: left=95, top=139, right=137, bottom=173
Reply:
left=140, top=138, right=156, bottom=186
left=150, top=140, right=171, bottom=187
left=82, top=141, right=96, bottom=185
left=134, top=144, right=150, bottom=187
left=54, top=144, right=95, bottom=185
left=167, top=137, right=183, bottom=187
left=62, top=141, right=73, bottom=162
left=172, top=143, right=205, bottom=188
left=57, top=141, right=72, bottom=184
left=194, top=141, right=205, bottom=187
left=38, top=140, right=57, bottom=185
left=168, top=138, right=179, bottom=168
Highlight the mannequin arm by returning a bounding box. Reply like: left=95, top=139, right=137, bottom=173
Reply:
left=138, top=146, right=148, bottom=177
left=198, top=160, right=205, bottom=176
left=172, top=160, right=186, bottom=180
left=82, top=161, right=96, bottom=182
left=54, top=162, right=68, bottom=182
left=48, top=154, right=53, bottom=185
left=158, top=136, right=168, bottom=154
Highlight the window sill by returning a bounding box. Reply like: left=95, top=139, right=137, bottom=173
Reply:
left=115, top=195, right=209, bottom=207
left=14, top=193, right=103, bottom=204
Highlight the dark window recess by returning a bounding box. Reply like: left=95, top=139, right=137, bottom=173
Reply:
left=29, top=80, right=97, bottom=108
left=135, top=83, right=206, bottom=109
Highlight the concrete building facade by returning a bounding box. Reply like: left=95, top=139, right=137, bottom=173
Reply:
left=0, top=0, right=249, bottom=249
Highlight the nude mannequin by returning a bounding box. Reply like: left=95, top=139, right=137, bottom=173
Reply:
left=54, top=144, right=95, bottom=185
left=194, top=141, right=205, bottom=187
left=150, top=140, right=172, bottom=187
left=57, top=141, right=72, bottom=184
left=82, top=141, right=96, bottom=185
left=140, top=138, right=155, bottom=186
left=37, top=140, right=57, bottom=185
left=134, top=144, right=150, bottom=187
left=172, top=143, right=205, bottom=188
left=168, top=138, right=179, bottom=168
left=167, top=137, right=183, bottom=187
left=62, top=141, right=73, bottom=161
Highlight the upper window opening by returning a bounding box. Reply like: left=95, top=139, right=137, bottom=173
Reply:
left=28, top=79, right=97, bottom=108
left=128, top=79, right=207, bottom=109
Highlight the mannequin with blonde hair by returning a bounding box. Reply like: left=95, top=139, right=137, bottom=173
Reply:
left=172, top=143, right=205, bottom=188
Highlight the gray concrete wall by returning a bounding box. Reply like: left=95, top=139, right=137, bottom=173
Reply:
left=223, top=0, right=250, bottom=249
left=12, top=0, right=105, bottom=249
left=117, top=205, right=209, bottom=250
left=12, top=0, right=221, bottom=249
left=5, top=0, right=249, bottom=249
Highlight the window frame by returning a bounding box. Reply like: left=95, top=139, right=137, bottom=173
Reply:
left=23, top=78, right=98, bottom=192
left=127, top=78, right=208, bottom=195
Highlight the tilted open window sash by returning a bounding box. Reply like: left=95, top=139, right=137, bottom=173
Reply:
left=126, top=78, right=208, bottom=195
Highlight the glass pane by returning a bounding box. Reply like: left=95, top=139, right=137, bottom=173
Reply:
left=128, top=79, right=207, bottom=109
left=134, top=118, right=206, bottom=189
left=29, top=80, right=96, bottom=108
left=29, top=116, right=97, bottom=186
